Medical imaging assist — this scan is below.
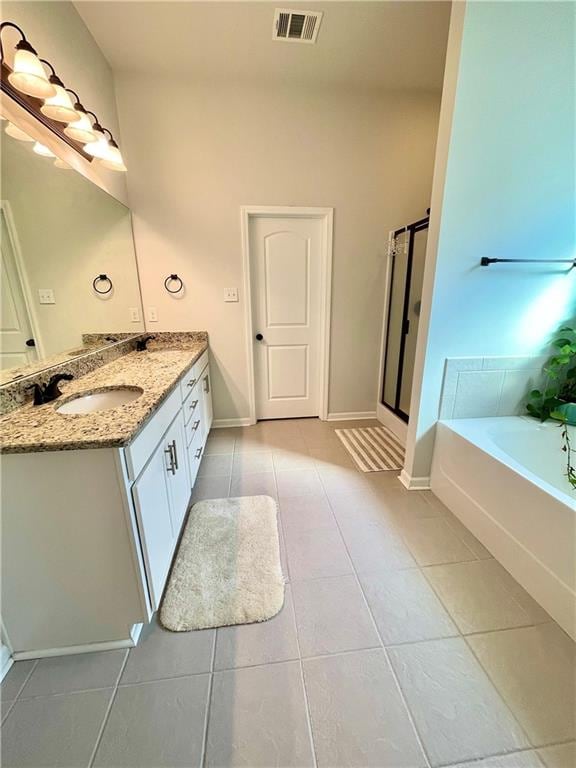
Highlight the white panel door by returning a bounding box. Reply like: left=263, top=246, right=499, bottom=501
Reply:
left=0, top=211, right=36, bottom=371
left=250, top=216, right=322, bottom=419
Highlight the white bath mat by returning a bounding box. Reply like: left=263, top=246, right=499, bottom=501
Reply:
left=335, top=426, right=405, bottom=472
left=159, top=495, right=285, bottom=631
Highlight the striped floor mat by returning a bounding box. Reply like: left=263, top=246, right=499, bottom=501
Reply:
left=335, top=426, right=405, bottom=472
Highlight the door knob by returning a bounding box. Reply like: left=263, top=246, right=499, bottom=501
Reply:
left=25, top=338, right=36, bottom=347
left=255, top=333, right=264, bottom=341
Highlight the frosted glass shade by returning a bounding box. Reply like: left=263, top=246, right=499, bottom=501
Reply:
left=40, top=84, right=79, bottom=123
left=8, top=48, right=56, bottom=99
left=99, top=145, right=127, bottom=172
left=83, top=130, right=110, bottom=160
left=5, top=122, right=34, bottom=141
left=63, top=110, right=97, bottom=143
left=33, top=142, right=55, bottom=157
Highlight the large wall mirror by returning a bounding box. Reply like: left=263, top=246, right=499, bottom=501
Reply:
left=0, top=122, right=144, bottom=384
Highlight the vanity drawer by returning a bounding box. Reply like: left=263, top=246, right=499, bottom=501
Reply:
left=183, top=392, right=201, bottom=425
left=185, top=408, right=203, bottom=447
left=180, top=350, right=209, bottom=403
left=125, top=387, right=181, bottom=481
left=187, top=427, right=204, bottom=487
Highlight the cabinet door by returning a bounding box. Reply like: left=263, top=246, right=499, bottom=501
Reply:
left=132, top=441, right=174, bottom=609
left=164, top=412, right=191, bottom=536
left=201, top=365, right=213, bottom=437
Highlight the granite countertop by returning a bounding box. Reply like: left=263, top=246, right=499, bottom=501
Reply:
left=0, top=341, right=208, bottom=454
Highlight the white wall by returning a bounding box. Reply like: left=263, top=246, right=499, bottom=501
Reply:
left=115, top=76, right=441, bottom=421
left=405, top=1, right=576, bottom=482
left=3, top=1, right=127, bottom=204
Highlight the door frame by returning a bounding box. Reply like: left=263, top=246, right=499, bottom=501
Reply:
left=240, top=206, right=334, bottom=424
left=0, top=201, right=44, bottom=359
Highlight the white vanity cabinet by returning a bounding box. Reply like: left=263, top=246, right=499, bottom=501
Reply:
left=1, top=349, right=212, bottom=659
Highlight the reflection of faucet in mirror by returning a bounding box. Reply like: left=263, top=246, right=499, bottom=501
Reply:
left=136, top=335, right=155, bottom=352
left=30, top=373, right=74, bottom=405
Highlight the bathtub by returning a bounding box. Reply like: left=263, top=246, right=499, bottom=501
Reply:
left=431, top=416, right=576, bottom=640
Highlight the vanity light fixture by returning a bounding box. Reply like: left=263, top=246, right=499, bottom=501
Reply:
left=1, top=21, right=127, bottom=170
left=39, top=61, right=79, bottom=123
left=99, top=130, right=127, bottom=172
left=0, top=22, right=55, bottom=99
left=32, top=141, right=55, bottom=157
left=4, top=120, right=33, bottom=141
left=62, top=90, right=97, bottom=144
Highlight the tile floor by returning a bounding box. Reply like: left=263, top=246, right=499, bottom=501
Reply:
left=2, top=418, right=575, bottom=768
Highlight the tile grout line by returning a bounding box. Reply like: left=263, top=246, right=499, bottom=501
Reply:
left=273, top=454, right=318, bottom=768
left=318, top=466, right=434, bottom=768
left=1, top=658, right=39, bottom=724
left=87, top=649, right=130, bottom=768
left=200, top=630, right=217, bottom=768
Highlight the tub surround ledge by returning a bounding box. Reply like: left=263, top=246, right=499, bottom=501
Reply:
left=0, top=332, right=208, bottom=454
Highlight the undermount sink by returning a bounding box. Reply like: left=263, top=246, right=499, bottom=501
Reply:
left=56, top=387, right=144, bottom=415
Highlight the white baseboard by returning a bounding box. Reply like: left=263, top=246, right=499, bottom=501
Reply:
left=13, top=635, right=137, bottom=661
left=326, top=411, right=377, bottom=422
left=212, top=417, right=253, bottom=428
left=399, top=469, right=431, bottom=490
left=130, top=623, right=144, bottom=646
left=1, top=650, right=13, bottom=682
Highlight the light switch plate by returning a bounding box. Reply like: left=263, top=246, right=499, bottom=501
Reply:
left=38, top=288, right=55, bottom=305
left=148, top=306, right=158, bottom=322
left=224, top=287, right=239, bottom=302
left=129, top=307, right=140, bottom=323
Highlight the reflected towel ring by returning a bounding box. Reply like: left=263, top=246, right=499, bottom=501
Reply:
left=164, top=274, right=183, bottom=294
left=93, top=274, right=113, bottom=294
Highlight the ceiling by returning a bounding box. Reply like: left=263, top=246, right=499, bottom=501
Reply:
left=75, top=1, right=451, bottom=90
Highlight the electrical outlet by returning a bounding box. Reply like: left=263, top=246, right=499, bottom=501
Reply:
left=38, top=288, right=55, bottom=305
left=129, top=307, right=140, bottom=323
left=224, top=287, right=239, bottom=302
left=148, top=306, right=158, bottom=322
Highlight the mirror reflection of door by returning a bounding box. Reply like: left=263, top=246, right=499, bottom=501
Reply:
left=0, top=209, right=37, bottom=371
left=381, top=217, right=428, bottom=422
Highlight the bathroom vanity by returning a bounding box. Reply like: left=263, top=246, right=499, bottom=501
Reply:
left=0, top=339, right=213, bottom=659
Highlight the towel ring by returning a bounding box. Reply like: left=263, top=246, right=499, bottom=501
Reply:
left=164, top=274, right=183, bottom=294
left=93, top=274, right=113, bottom=294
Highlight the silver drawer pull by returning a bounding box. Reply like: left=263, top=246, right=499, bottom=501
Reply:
left=171, top=439, right=179, bottom=470
left=187, top=378, right=197, bottom=388
left=164, top=443, right=176, bottom=475
left=203, top=375, right=210, bottom=393
left=189, top=399, right=199, bottom=410
left=193, top=419, right=200, bottom=431
left=195, top=446, right=203, bottom=460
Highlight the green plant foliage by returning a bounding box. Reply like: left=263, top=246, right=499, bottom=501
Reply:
left=526, top=326, right=576, bottom=421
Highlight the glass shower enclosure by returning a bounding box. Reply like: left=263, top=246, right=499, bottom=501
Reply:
left=381, top=214, right=429, bottom=422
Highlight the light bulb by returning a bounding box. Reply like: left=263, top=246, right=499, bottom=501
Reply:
left=63, top=109, right=97, bottom=143
left=99, top=144, right=127, bottom=172
left=41, top=83, right=79, bottom=123
left=84, top=128, right=110, bottom=159
left=8, top=43, right=56, bottom=99
left=33, top=142, right=55, bottom=157
left=4, top=122, right=34, bottom=141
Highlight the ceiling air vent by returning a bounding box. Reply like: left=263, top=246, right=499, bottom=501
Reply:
left=273, top=9, right=323, bottom=44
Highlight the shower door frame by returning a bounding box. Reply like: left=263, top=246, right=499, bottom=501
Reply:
left=380, top=214, right=429, bottom=424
